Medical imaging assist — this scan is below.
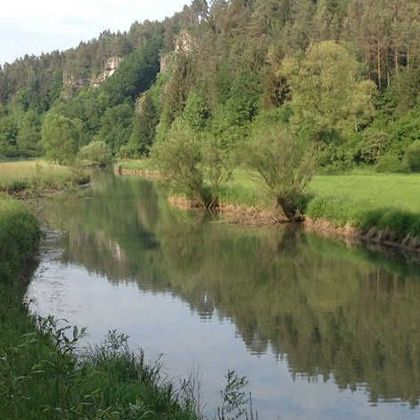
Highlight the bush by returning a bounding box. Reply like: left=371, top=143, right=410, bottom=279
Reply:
left=405, top=140, right=420, bottom=172
left=152, top=118, right=205, bottom=202
left=248, top=124, right=315, bottom=221
left=376, top=153, right=407, bottom=173
left=78, top=141, right=111, bottom=167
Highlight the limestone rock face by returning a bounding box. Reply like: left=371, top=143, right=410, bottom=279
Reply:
left=174, top=30, right=195, bottom=55
left=91, top=56, right=123, bottom=88
left=160, top=54, right=171, bottom=73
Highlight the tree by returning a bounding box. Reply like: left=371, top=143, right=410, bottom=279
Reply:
left=17, top=110, right=42, bottom=157
left=183, top=92, right=210, bottom=131
left=77, top=140, right=111, bottom=167
left=152, top=118, right=205, bottom=203
left=41, top=112, right=80, bottom=164
left=0, top=116, right=18, bottom=157
left=128, top=93, right=158, bottom=156
left=281, top=41, right=376, bottom=139
left=248, top=124, right=315, bottom=221
left=96, top=104, right=134, bottom=155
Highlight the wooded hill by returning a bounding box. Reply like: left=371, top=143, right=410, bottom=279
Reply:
left=1, top=0, right=420, bottom=175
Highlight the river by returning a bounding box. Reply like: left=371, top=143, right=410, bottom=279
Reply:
left=26, top=172, right=420, bottom=420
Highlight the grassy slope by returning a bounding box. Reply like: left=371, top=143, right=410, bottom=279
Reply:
left=118, top=160, right=420, bottom=239
left=0, top=173, right=200, bottom=420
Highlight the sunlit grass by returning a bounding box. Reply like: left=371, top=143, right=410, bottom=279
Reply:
left=116, top=159, right=157, bottom=171
left=0, top=160, right=89, bottom=195
left=0, top=159, right=70, bottom=180
left=310, top=171, right=420, bottom=213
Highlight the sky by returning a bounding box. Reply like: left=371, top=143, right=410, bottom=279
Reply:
left=0, top=0, right=189, bottom=66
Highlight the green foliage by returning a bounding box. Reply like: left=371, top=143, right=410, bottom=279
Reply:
left=201, top=133, right=233, bottom=206
left=0, top=195, right=40, bottom=279
left=0, top=115, right=18, bottom=157
left=160, top=55, right=194, bottom=129
left=376, top=153, right=407, bottom=173
left=153, top=119, right=204, bottom=202
left=17, top=110, right=43, bottom=157
left=217, top=370, right=256, bottom=420
left=41, top=112, right=81, bottom=164
left=281, top=41, right=376, bottom=139
left=78, top=141, right=111, bottom=167
left=353, top=127, right=390, bottom=165
left=405, top=140, right=420, bottom=172
left=128, top=93, right=159, bottom=156
left=224, top=69, right=261, bottom=126
left=390, top=107, right=420, bottom=159
left=247, top=124, right=315, bottom=220
left=96, top=104, right=134, bottom=155
left=101, top=36, right=163, bottom=107
left=183, top=92, right=210, bottom=131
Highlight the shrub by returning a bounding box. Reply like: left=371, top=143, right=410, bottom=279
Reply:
left=152, top=118, right=205, bottom=202
left=376, top=153, right=407, bottom=173
left=78, top=140, right=111, bottom=167
left=248, top=125, right=315, bottom=221
left=405, top=140, right=420, bottom=172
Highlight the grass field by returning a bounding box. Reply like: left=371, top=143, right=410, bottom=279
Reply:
left=310, top=170, right=420, bottom=213
left=0, top=160, right=89, bottom=195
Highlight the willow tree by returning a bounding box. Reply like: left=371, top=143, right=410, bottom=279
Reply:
left=248, top=125, right=315, bottom=221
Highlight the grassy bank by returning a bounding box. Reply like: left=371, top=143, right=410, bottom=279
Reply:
left=0, top=193, right=202, bottom=420
left=117, top=159, right=420, bottom=243
left=307, top=171, right=420, bottom=242
left=0, top=160, right=89, bottom=196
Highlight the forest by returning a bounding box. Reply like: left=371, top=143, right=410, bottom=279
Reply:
left=1, top=0, right=420, bottom=216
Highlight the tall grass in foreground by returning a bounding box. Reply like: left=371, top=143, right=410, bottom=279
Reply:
left=0, top=194, right=40, bottom=278
left=0, top=160, right=89, bottom=195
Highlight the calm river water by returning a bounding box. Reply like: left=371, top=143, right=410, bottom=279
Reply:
left=27, top=172, right=420, bottom=420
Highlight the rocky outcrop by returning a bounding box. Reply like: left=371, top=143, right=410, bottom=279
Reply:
left=91, top=56, right=123, bottom=88
left=174, top=30, right=195, bottom=55
left=160, top=54, right=172, bottom=73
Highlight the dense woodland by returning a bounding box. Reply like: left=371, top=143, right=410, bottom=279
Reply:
left=1, top=0, right=420, bottom=209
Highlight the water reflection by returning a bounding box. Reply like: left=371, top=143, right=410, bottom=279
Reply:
left=29, top=172, right=420, bottom=419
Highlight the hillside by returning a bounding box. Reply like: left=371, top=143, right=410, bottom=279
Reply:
left=0, top=0, right=419, bottom=176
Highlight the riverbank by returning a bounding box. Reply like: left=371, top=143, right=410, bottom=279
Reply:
left=0, top=160, right=90, bottom=197
left=0, top=172, right=202, bottom=420
left=115, top=160, right=420, bottom=252
left=114, top=159, right=160, bottom=179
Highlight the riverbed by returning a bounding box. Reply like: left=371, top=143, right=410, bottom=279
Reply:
left=27, top=172, right=420, bottom=420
